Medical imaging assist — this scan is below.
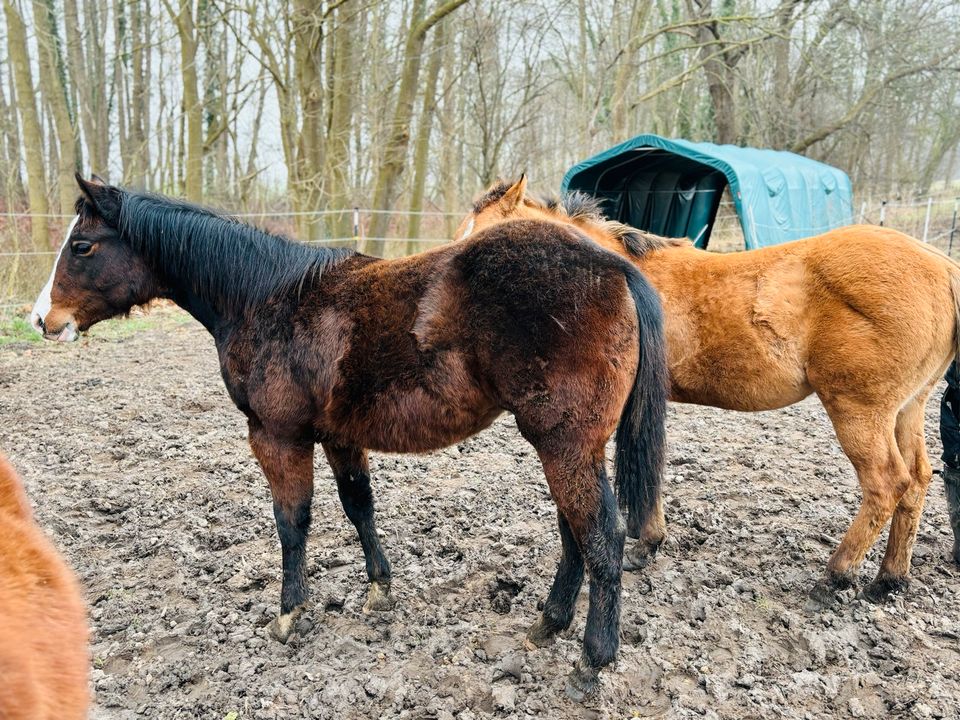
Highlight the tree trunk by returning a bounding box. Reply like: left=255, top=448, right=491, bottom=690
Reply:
left=367, top=0, right=471, bottom=252
left=128, top=0, right=150, bottom=186
left=4, top=0, right=50, bottom=248
left=292, top=0, right=325, bottom=238
left=167, top=0, right=203, bottom=201
left=0, top=58, right=26, bottom=202
left=687, top=0, right=740, bottom=145
left=406, top=20, right=445, bottom=245
left=32, top=0, right=78, bottom=214
left=324, top=1, right=359, bottom=239
left=610, top=1, right=651, bottom=140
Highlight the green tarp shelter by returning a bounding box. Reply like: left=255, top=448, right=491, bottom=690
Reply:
left=561, top=134, right=854, bottom=249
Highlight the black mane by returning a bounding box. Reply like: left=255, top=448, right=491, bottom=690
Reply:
left=111, top=190, right=354, bottom=318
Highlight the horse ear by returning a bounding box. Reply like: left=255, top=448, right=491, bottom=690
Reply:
left=501, top=174, right=528, bottom=210
left=75, top=173, right=121, bottom=224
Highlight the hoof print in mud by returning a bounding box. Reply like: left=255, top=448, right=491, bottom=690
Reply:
left=489, top=577, right=523, bottom=615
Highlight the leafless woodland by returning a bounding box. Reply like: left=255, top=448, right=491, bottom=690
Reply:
left=1, top=0, right=959, bottom=287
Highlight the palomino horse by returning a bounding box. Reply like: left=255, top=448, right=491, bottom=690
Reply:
left=457, top=177, right=960, bottom=603
left=31, top=175, right=669, bottom=698
left=0, top=453, right=88, bottom=718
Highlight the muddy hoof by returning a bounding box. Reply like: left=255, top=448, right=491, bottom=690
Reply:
left=863, top=573, right=909, bottom=603
left=565, top=660, right=599, bottom=702
left=268, top=606, right=304, bottom=643
left=526, top=616, right=560, bottom=648
left=623, top=539, right=659, bottom=572
left=362, top=581, right=395, bottom=613
left=807, top=580, right=838, bottom=609
left=808, top=570, right=856, bottom=608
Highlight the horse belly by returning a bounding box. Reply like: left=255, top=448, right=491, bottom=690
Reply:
left=325, top=352, right=501, bottom=453
left=349, top=391, right=501, bottom=453
left=665, top=254, right=813, bottom=411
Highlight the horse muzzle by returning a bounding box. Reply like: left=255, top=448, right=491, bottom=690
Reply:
left=40, top=318, right=79, bottom=343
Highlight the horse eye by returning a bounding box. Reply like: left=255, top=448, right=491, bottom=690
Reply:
left=71, top=241, right=94, bottom=256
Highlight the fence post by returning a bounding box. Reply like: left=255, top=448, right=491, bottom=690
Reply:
left=859, top=200, right=866, bottom=224
left=352, top=207, right=360, bottom=242
left=949, top=197, right=959, bottom=257
left=922, top=197, right=933, bottom=242
left=879, top=200, right=886, bottom=227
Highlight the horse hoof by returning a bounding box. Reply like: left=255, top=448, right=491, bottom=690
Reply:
left=268, top=606, right=304, bottom=643
left=807, top=571, right=855, bottom=609
left=526, top=617, right=559, bottom=648
left=623, top=539, right=659, bottom=572
left=565, top=661, right=599, bottom=702
left=362, top=581, right=395, bottom=613
left=863, top=573, right=909, bottom=603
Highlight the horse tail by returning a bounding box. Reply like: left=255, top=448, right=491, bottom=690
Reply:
left=615, top=266, right=669, bottom=540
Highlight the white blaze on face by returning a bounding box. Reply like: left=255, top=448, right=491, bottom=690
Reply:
left=30, top=215, right=79, bottom=334
left=460, top=216, right=475, bottom=240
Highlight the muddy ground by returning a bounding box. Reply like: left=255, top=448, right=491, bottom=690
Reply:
left=1, top=311, right=958, bottom=720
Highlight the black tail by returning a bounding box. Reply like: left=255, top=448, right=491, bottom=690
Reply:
left=614, top=266, right=669, bottom=539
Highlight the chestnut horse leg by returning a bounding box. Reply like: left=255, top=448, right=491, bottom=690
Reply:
left=248, top=422, right=315, bottom=642
left=537, top=452, right=625, bottom=701
left=865, top=388, right=935, bottom=601
left=526, top=512, right=584, bottom=647
left=322, top=444, right=394, bottom=612
left=814, top=403, right=912, bottom=599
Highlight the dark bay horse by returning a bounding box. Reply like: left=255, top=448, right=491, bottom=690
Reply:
left=0, top=453, right=89, bottom=719
left=458, top=176, right=960, bottom=604
left=31, top=175, right=668, bottom=699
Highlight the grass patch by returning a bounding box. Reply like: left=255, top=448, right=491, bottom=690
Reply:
left=0, top=305, right=196, bottom=346
left=0, top=314, right=42, bottom=345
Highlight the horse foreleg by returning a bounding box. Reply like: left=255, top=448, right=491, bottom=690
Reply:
left=248, top=422, right=315, bottom=642
left=527, top=511, right=584, bottom=647
left=322, top=443, right=394, bottom=612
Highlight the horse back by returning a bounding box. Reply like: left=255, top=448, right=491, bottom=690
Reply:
left=0, top=454, right=89, bottom=719
left=255, top=223, right=642, bottom=452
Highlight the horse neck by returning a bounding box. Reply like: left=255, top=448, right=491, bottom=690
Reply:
left=122, top=206, right=350, bottom=336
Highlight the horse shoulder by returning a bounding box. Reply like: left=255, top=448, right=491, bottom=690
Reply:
left=411, top=266, right=466, bottom=353
left=751, top=250, right=809, bottom=346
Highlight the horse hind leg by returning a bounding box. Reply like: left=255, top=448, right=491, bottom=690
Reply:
left=813, top=403, right=911, bottom=602
left=536, top=451, right=625, bottom=701
left=865, top=392, right=935, bottom=601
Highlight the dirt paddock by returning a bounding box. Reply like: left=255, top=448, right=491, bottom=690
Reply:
left=1, top=311, right=959, bottom=719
